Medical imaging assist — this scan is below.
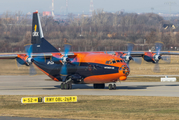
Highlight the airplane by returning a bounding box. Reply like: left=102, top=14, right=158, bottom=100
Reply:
left=0, top=11, right=178, bottom=90
left=0, top=11, right=130, bottom=90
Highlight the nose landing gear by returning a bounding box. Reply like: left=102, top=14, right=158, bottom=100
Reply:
left=61, top=82, right=72, bottom=90
left=108, top=84, right=116, bottom=90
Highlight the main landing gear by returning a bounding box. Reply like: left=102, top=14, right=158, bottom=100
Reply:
left=108, top=84, right=116, bottom=90
left=61, top=82, right=72, bottom=90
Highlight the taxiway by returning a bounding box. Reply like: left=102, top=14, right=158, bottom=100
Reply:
left=0, top=75, right=179, bottom=97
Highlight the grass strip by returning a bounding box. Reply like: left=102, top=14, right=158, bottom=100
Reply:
left=0, top=95, right=179, bottom=120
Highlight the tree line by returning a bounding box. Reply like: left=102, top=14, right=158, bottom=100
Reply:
left=0, top=10, right=179, bottom=52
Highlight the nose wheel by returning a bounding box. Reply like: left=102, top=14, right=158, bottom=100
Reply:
left=108, top=84, right=116, bottom=90
left=61, top=82, right=72, bottom=90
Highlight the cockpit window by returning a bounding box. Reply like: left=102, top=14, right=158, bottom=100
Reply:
left=106, top=59, right=124, bottom=64
left=112, top=60, right=116, bottom=63
left=105, top=61, right=109, bottom=64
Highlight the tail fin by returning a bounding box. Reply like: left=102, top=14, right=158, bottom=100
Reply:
left=31, top=11, right=59, bottom=53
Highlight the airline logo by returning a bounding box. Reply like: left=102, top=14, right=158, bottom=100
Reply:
left=47, top=61, right=54, bottom=65
left=32, top=24, right=39, bottom=37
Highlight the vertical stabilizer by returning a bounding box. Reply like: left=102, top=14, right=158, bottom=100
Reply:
left=31, top=11, right=59, bottom=53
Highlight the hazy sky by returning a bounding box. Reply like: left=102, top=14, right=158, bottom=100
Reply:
left=0, top=0, right=179, bottom=14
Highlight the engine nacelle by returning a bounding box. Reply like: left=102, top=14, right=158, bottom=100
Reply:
left=114, top=52, right=132, bottom=63
left=16, top=58, right=26, bottom=65
left=143, top=52, right=161, bottom=63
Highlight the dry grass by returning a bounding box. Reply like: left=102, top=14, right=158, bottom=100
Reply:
left=0, top=95, right=179, bottom=120
left=0, top=59, right=43, bottom=75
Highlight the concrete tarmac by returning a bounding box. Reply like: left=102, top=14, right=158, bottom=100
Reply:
left=0, top=75, right=179, bottom=97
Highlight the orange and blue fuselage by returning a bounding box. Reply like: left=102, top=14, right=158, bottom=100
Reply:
left=33, top=52, right=129, bottom=84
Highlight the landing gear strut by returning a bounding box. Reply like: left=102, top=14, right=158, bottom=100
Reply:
left=61, top=82, right=72, bottom=90
left=108, top=84, right=116, bottom=90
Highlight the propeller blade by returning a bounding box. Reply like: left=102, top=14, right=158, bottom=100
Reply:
left=25, top=45, right=33, bottom=58
left=153, top=63, right=160, bottom=73
left=59, top=44, right=71, bottom=77
left=133, top=57, right=142, bottom=64
left=162, top=55, right=171, bottom=63
left=155, top=42, right=163, bottom=55
left=127, top=43, right=134, bottom=55
left=60, top=64, right=67, bottom=75
left=25, top=45, right=38, bottom=75
left=29, top=64, right=37, bottom=75
left=64, top=44, right=71, bottom=57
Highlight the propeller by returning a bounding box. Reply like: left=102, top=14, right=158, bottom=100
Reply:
left=153, top=42, right=171, bottom=73
left=153, top=62, right=160, bottom=73
left=124, top=43, right=142, bottom=64
left=153, top=42, right=162, bottom=73
left=162, top=55, right=171, bottom=63
left=60, top=44, right=71, bottom=76
left=133, top=57, right=142, bottom=64
left=15, top=45, right=45, bottom=75
left=15, top=45, right=32, bottom=67
left=25, top=45, right=37, bottom=75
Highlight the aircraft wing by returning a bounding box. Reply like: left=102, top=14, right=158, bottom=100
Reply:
left=107, top=51, right=145, bottom=57
left=156, top=52, right=179, bottom=55
left=112, top=51, right=179, bottom=57
left=128, top=52, right=145, bottom=57
left=0, top=52, right=75, bottom=59
left=0, top=51, right=178, bottom=60
left=0, top=54, right=18, bottom=59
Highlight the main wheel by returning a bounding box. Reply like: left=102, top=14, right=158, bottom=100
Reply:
left=61, top=83, right=64, bottom=90
left=113, top=84, right=116, bottom=90
left=68, top=83, right=72, bottom=89
left=64, top=83, right=69, bottom=89
left=108, top=84, right=112, bottom=90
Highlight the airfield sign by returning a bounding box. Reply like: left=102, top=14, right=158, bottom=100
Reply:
left=21, top=97, right=43, bottom=104
left=44, top=96, right=77, bottom=103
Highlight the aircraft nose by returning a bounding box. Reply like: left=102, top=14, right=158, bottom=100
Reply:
left=118, top=64, right=130, bottom=81
left=119, top=64, right=130, bottom=76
